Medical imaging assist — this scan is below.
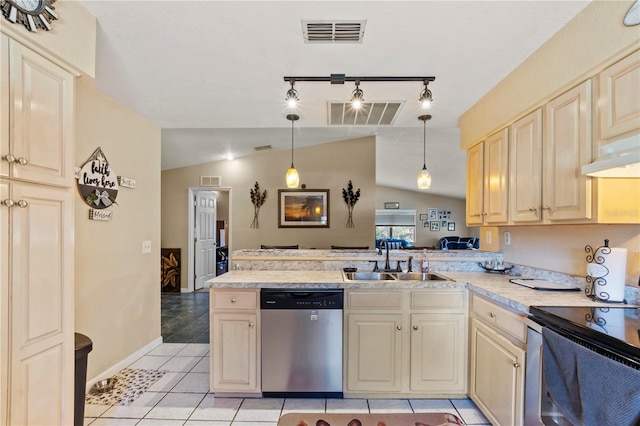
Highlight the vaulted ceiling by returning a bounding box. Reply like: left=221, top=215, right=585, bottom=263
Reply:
left=80, top=0, right=590, bottom=198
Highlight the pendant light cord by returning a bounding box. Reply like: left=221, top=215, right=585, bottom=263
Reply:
left=422, top=118, right=427, bottom=169
left=290, top=118, right=295, bottom=168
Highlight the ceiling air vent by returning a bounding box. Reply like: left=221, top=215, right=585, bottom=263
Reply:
left=254, top=145, right=272, bottom=152
left=302, top=20, right=366, bottom=43
left=200, top=176, right=221, bottom=187
left=329, top=102, right=403, bottom=126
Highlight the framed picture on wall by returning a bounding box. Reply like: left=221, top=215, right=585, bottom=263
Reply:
left=423, top=220, right=429, bottom=228
left=278, top=189, right=330, bottom=228
left=441, top=220, right=448, bottom=228
left=429, top=221, right=440, bottom=231
left=427, top=208, right=437, bottom=220
left=419, top=213, right=428, bottom=220
left=448, top=222, right=456, bottom=231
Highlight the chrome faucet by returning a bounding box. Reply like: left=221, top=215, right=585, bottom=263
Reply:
left=377, top=238, right=392, bottom=271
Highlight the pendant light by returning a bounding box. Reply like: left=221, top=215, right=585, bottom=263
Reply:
left=417, top=114, right=432, bottom=189
left=285, top=114, right=300, bottom=188
left=419, top=80, right=433, bottom=109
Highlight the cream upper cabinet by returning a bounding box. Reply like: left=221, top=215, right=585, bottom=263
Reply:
left=599, top=50, right=640, bottom=140
left=509, top=109, right=542, bottom=223
left=466, top=143, right=484, bottom=225
left=469, top=317, right=525, bottom=426
left=210, top=289, right=260, bottom=394
left=1, top=35, right=74, bottom=187
left=466, top=129, right=509, bottom=226
left=543, top=80, right=592, bottom=221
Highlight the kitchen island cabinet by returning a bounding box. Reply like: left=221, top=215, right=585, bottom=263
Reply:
left=210, top=289, right=260, bottom=394
left=342, top=289, right=468, bottom=398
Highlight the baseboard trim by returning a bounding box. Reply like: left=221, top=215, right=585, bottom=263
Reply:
left=85, top=336, right=163, bottom=393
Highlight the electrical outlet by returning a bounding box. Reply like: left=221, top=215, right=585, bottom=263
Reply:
left=142, top=240, right=151, bottom=253
left=485, top=230, right=492, bottom=245
left=504, top=231, right=511, bottom=246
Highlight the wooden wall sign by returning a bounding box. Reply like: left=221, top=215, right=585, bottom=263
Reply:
left=89, top=209, right=113, bottom=221
left=118, top=176, right=136, bottom=189
left=77, top=147, right=119, bottom=209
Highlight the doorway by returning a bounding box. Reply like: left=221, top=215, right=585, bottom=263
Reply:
left=186, top=187, right=232, bottom=293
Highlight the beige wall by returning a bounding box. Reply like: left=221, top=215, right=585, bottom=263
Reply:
left=460, top=0, right=640, bottom=287
left=375, top=185, right=475, bottom=248
left=162, top=136, right=377, bottom=287
left=459, top=1, right=639, bottom=148
left=75, top=76, right=161, bottom=380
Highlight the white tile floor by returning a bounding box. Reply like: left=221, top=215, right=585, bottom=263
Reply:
left=85, top=343, right=491, bottom=426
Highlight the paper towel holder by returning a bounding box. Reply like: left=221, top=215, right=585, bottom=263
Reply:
left=585, top=239, right=627, bottom=303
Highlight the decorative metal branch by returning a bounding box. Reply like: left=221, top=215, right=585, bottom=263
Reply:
left=342, top=180, right=361, bottom=228
left=250, top=182, right=267, bottom=229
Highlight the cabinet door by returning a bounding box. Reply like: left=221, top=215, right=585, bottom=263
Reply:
left=8, top=181, right=74, bottom=426
left=8, top=39, right=74, bottom=187
left=509, top=109, right=542, bottom=222
left=211, top=312, right=258, bottom=392
left=346, top=313, right=403, bottom=392
left=469, top=318, right=525, bottom=426
left=410, top=313, right=466, bottom=393
left=1, top=35, right=8, bottom=179
left=466, top=143, right=484, bottom=225
left=599, top=50, right=640, bottom=139
left=543, top=81, right=592, bottom=221
left=483, top=129, right=509, bottom=224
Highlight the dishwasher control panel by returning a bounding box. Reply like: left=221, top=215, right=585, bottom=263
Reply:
left=260, top=289, right=343, bottom=309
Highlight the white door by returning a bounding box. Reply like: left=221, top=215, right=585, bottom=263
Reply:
left=194, top=191, right=217, bottom=290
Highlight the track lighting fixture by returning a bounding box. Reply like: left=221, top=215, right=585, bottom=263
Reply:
left=285, top=80, right=299, bottom=108
left=351, top=80, right=364, bottom=109
left=285, top=114, right=300, bottom=188
left=419, top=80, right=433, bottom=109
left=417, top=114, right=432, bottom=189
left=283, top=74, right=435, bottom=109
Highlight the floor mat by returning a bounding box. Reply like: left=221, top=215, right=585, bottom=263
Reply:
left=85, top=369, right=167, bottom=406
left=278, top=412, right=465, bottom=426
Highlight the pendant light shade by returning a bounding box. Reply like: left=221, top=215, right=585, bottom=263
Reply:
left=417, top=114, right=432, bottom=189
left=286, top=114, right=300, bottom=188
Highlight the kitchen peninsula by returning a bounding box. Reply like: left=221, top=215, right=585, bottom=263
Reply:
left=206, top=249, right=636, bottom=424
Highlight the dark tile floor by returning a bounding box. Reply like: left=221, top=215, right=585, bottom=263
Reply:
left=161, top=291, right=210, bottom=343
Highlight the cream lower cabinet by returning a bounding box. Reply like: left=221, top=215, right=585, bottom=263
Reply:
left=345, top=289, right=467, bottom=398
left=210, top=289, right=260, bottom=393
left=469, top=295, right=526, bottom=426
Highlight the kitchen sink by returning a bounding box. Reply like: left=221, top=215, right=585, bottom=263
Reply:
left=393, top=272, right=446, bottom=281
left=343, top=272, right=397, bottom=281
left=342, top=271, right=450, bottom=281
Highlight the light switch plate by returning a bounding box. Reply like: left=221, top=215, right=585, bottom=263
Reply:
left=142, top=240, right=151, bottom=253
left=504, top=232, right=511, bottom=246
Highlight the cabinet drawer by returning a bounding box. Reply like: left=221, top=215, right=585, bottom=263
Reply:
left=411, top=290, right=466, bottom=310
left=212, top=290, right=257, bottom=309
left=347, top=291, right=403, bottom=310
left=471, top=294, right=526, bottom=342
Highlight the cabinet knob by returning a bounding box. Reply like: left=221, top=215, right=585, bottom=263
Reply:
left=529, top=207, right=537, bottom=212
left=396, top=325, right=402, bottom=331
left=2, top=155, right=28, bottom=165
left=513, top=362, right=520, bottom=369
left=542, top=204, right=551, bottom=210
left=489, top=312, right=496, bottom=318
left=413, top=325, right=419, bottom=331
left=231, top=298, right=237, bottom=303
left=481, top=212, right=487, bottom=216
left=1, top=199, right=15, bottom=207
left=249, top=323, right=254, bottom=327
left=16, top=200, right=28, bottom=208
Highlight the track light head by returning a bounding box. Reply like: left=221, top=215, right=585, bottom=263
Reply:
left=419, top=81, right=433, bottom=109
left=351, top=81, right=364, bottom=109
left=285, top=81, right=299, bottom=108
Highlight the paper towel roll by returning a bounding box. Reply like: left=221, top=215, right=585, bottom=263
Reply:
left=591, top=247, right=627, bottom=302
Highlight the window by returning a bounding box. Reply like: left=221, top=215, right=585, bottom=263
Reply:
left=375, top=209, right=416, bottom=243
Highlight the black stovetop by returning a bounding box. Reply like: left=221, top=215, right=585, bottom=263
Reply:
left=530, top=306, right=640, bottom=360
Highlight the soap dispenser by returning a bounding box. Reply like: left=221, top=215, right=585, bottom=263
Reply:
left=421, top=249, right=429, bottom=273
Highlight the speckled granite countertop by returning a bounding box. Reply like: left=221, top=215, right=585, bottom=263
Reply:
left=206, top=270, right=629, bottom=314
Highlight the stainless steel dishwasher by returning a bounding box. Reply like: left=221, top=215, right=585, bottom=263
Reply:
left=260, top=289, right=343, bottom=398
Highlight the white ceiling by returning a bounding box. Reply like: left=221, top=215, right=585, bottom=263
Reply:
left=79, top=0, right=590, bottom=199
